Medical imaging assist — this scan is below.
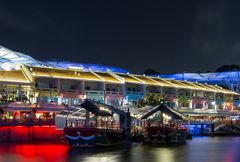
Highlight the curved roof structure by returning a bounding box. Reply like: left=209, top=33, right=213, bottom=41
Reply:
left=46, top=61, right=128, bottom=73
left=157, top=72, right=240, bottom=83
left=156, top=72, right=240, bottom=92
left=0, top=45, right=128, bottom=73
left=0, top=46, right=53, bottom=70
left=0, top=70, right=30, bottom=84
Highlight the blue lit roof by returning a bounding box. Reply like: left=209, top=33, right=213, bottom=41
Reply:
left=0, top=46, right=128, bottom=73
left=46, top=61, right=128, bottom=73
left=155, top=72, right=240, bottom=92
left=156, top=71, right=240, bottom=83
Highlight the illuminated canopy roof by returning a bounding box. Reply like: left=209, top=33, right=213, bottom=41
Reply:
left=94, top=72, right=123, bottom=83
left=116, top=73, right=144, bottom=84
left=28, top=66, right=103, bottom=81
left=156, top=72, right=240, bottom=93
left=133, top=75, right=159, bottom=85
left=148, top=77, right=173, bottom=87
left=0, top=46, right=53, bottom=70
left=46, top=61, right=128, bottom=73
left=0, top=46, right=127, bottom=73
left=157, top=72, right=240, bottom=83
left=0, top=70, right=30, bottom=84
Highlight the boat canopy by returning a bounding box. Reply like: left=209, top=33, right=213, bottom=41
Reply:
left=79, top=99, right=127, bottom=116
left=138, top=104, right=187, bottom=120
left=79, top=100, right=112, bottom=116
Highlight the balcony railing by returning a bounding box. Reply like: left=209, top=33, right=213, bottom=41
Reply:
left=35, top=88, right=58, bottom=92
left=105, top=91, right=124, bottom=96
left=125, top=91, right=144, bottom=96
left=85, top=90, right=104, bottom=95
left=162, top=94, right=176, bottom=98
left=60, top=89, right=83, bottom=94
left=146, top=92, right=161, bottom=94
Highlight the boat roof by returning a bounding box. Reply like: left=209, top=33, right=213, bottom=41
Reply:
left=79, top=100, right=112, bottom=116
left=61, top=100, right=127, bottom=117
left=138, top=104, right=187, bottom=120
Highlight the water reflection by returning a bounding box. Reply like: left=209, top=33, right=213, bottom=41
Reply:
left=0, top=143, right=68, bottom=162
left=0, top=137, right=240, bottom=162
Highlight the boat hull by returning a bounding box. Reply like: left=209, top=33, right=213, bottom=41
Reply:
left=143, top=127, right=187, bottom=145
left=64, top=127, right=125, bottom=147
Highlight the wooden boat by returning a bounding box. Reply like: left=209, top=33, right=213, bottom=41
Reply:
left=138, top=104, right=188, bottom=145
left=144, top=126, right=187, bottom=144
left=56, top=99, right=131, bottom=148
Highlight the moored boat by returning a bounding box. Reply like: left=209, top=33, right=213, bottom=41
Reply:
left=64, top=127, right=125, bottom=147
left=144, top=126, right=187, bottom=144
left=137, top=104, right=188, bottom=145
left=56, top=99, right=131, bottom=148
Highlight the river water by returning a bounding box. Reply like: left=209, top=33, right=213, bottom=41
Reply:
left=0, top=137, right=239, bottom=162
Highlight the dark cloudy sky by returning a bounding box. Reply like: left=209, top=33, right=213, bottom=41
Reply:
left=0, top=0, right=239, bottom=73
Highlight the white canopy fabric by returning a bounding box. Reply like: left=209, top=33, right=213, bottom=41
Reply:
left=0, top=46, right=54, bottom=70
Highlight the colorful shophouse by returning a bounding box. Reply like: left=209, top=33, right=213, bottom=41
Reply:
left=0, top=45, right=239, bottom=120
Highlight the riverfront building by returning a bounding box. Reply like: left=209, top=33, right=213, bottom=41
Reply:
left=0, top=46, right=239, bottom=120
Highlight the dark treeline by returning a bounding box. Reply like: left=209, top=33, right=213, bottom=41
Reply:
left=143, top=64, right=240, bottom=75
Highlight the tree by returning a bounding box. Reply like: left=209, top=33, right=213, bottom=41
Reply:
left=216, top=64, right=240, bottom=72
left=142, top=69, right=160, bottom=75
left=142, top=93, right=161, bottom=106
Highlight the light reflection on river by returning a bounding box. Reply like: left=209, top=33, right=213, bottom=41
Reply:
left=0, top=137, right=240, bottom=162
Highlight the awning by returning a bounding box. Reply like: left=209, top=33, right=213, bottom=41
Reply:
left=37, top=101, right=65, bottom=109
left=3, top=107, right=33, bottom=112
left=7, top=101, right=33, bottom=108
left=36, top=108, right=64, bottom=112
left=3, top=101, right=35, bottom=112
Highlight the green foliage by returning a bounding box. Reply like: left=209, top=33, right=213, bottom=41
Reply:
left=177, top=95, right=190, bottom=107
left=142, top=93, right=162, bottom=106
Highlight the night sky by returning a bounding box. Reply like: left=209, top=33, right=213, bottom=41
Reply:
left=0, top=0, right=239, bottom=73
